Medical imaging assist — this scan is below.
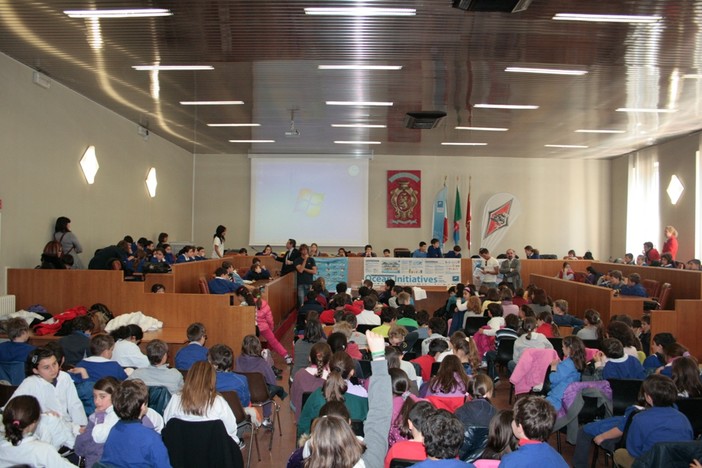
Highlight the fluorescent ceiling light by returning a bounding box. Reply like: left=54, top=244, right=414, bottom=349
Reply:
left=616, top=107, right=676, bottom=113
left=441, top=142, right=488, bottom=146
left=133, top=65, right=214, bottom=71
left=334, top=141, right=382, bottom=145
left=455, top=126, right=508, bottom=131
left=553, top=13, right=662, bottom=23
left=229, top=140, right=275, bottom=143
left=331, top=124, right=387, bottom=128
left=545, top=144, right=589, bottom=148
left=683, top=74, right=702, bottom=79
left=180, top=101, right=244, bottom=105
left=64, top=8, right=172, bottom=18
left=327, top=101, right=393, bottom=106
left=305, top=7, right=415, bottom=16
left=575, top=129, right=626, bottom=134
left=505, top=67, right=587, bottom=76
left=208, top=123, right=260, bottom=127
left=474, top=104, right=539, bottom=110
left=319, top=65, right=402, bottom=70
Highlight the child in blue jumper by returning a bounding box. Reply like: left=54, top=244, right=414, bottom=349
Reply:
left=594, top=338, right=645, bottom=380
left=498, top=396, right=568, bottom=467
left=69, top=334, right=127, bottom=383
left=545, top=335, right=586, bottom=412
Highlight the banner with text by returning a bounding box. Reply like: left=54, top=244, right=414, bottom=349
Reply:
left=363, top=258, right=461, bottom=287
left=313, top=257, right=349, bottom=286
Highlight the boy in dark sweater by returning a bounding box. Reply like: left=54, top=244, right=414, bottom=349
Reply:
left=499, top=396, right=568, bottom=467
left=70, top=334, right=127, bottom=383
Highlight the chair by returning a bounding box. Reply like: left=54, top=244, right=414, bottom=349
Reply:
left=0, top=362, right=24, bottom=386
left=0, top=384, right=18, bottom=407
left=147, top=385, right=172, bottom=416
left=631, top=440, right=702, bottom=467
left=607, top=379, right=643, bottom=416
left=221, top=390, right=259, bottom=468
left=548, top=337, right=564, bottom=360
left=591, top=407, right=642, bottom=468
left=355, top=324, right=375, bottom=334
left=641, top=279, right=661, bottom=299
left=459, top=425, right=489, bottom=462
left=573, top=272, right=588, bottom=283
left=357, top=360, right=372, bottom=379
left=430, top=361, right=441, bottom=376
left=463, top=316, right=489, bottom=336
left=393, top=248, right=411, bottom=258
left=557, top=325, right=573, bottom=337
left=350, top=419, right=365, bottom=437
left=676, top=397, right=702, bottom=438
left=389, top=459, right=422, bottom=468
left=581, top=339, right=602, bottom=350
left=162, top=418, right=244, bottom=468
left=654, top=283, right=672, bottom=310
left=236, top=371, right=282, bottom=450
left=198, top=277, right=210, bottom=294
left=495, top=338, right=515, bottom=375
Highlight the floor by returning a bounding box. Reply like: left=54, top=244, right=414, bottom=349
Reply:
left=244, top=324, right=611, bottom=468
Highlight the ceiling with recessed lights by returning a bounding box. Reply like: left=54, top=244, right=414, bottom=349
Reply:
left=1, top=1, right=701, bottom=159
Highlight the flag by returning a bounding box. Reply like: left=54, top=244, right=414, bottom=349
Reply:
left=432, top=185, right=448, bottom=246
left=453, top=186, right=462, bottom=246
left=465, top=180, right=472, bottom=249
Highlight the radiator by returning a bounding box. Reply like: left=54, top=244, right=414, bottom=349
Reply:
left=0, top=295, right=16, bottom=317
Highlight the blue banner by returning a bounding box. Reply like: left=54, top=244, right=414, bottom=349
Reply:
left=313, top=257, right=348, bottom=287
left=432, top=185, right=448, bottom=247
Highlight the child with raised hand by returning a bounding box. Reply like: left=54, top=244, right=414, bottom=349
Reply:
left=9, top=347, right=87, bottom=450
left=498, top=395, right=568, bottom=467
left=100, top=380, right=170, bottom=467
left=74, top=377, right=164, bottom=467
left=0, top=395, right=75, bottom=467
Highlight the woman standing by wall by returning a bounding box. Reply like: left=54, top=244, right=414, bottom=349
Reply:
left=54, top=216, right=83, bottom=268
left=211, top=225, right=226, bottom=259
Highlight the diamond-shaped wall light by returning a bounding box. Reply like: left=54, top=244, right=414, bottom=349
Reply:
left=146, top=167, right=158, bottom=197
left=667, top=174, right=684, bottom=205
left=80, top=145, right=99, bottom=184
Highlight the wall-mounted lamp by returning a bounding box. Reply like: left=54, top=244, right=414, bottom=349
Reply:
left=146, top=167, right=158, bottom=197
left=80, top=146, right=99, bottom=184
left=667, top=174, right=684, bottom=204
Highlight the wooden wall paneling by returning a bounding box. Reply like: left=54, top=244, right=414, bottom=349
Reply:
left=590, top=262, right=702, bottom=302
left=170, top=258, right=223, bottom=293
left=143, top=273, right=175, bottom=293
left=261, top=274, right=296, bottom=324
left=529, top=274, right=616, bottom=323
left=670, top=300, right=702, bottom=361
left=224, top=254, right=280, bottom=277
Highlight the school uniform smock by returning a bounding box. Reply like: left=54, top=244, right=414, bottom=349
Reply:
left=112, top=339, right=150, bottom=368
left=101, top=420, right=171, bottom=468
left=0, top=435, right=75, bottom=467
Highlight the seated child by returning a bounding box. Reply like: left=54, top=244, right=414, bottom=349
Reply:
left=0, top=317, right=35, bottom=363
left=642, top=332, right=675, bottom=372
left=594, top=338, right=645, bottom=380
left=456, top=374, right=497, bottom=430
left=174, top=322, right=208, bottom=370
left=111, top=324, right=149, bottom=368
left=9, top=347, right=87, bottom=449
left=498, top=395, right=568, bottom=467
left=58, top=315, right=94, bottom=366
left=406, top=410, right=469, bottom=467
left=421, top=355, right=470, bottom=398
left=208, top=343, right=251, bottom=406
left=412, top=339, right=449, bottom=382
left=74, top=377, right=164, bottom=467
left=70, top=334, right=128, bottom=383
left=658, top=342, right=689, bottom=377
left=101, top=380, right=171, bottom=467
left=0, top=395, right=74, bottom=467
left=207, top=267, right=238, bottom=294
left=613, top=374, right=693, bottom=468
left=384, top=401, right=435, bottom=468
left=545, top=335, right=586, bottom=412
left=128, top=339, right=184, bottom=395
left=473, top=409, right=518, bottom=467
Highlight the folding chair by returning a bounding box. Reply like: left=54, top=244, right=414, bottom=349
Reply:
left=235, top=371, right=282, bottom=450
left=221, top=390, right=259, bottom=468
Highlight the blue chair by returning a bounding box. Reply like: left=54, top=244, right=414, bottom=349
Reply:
left=0, top=361, right=25, bottom=386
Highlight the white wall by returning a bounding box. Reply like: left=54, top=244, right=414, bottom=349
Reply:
left=193, top=153, right=612, bottom=259
left=0, top=53, right=194, bottom=294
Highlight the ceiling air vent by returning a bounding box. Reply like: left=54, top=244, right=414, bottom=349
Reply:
left=452, top=0, right=534, bottom=13
left=404, top=111, right=447, bottom=129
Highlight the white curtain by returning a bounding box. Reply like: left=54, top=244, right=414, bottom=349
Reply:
left=626, top=151, right=660, bottom=256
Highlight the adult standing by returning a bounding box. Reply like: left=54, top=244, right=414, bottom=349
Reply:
left=662, top=225, right=678, bottom=260
left=54, top=216, right=83, bottom=268
left=479, top=247, right=499, bottom=289
left=499, top=248, right=522, bottom=291
left=211, top=225, right=226, bottom=259
left=294, top=244, right=317, bottom=307
left=276, top=238, right=300, bottom=276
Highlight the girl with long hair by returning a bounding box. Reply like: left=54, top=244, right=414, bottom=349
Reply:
left=474, top=409, right=518, bottom=465
left=576, top=309, right=604, bottom=342
left=304, top=331, right=391, bottom=468
left=39, top=240, right=66, bottom=269
left=449, top=331, right=480, bottom=375
left=236, top=286, right=292, bottom=364
left=0, top=395, right=75, bottom=467
left=425, top=354, right=471, bottom=397
left=536, top=311, right=559, bottom=338
left=291, top=342, right=332, bottom=421
left=163, top=361, right=240, bottom=445
left=388, top=368, right=420, bottom=447
left=545, top=336, right=587, bottom=412
left=672, top=356, right=702, bottom=398
left=54, top=216, right=83, bottom=268
left=456, top=374, right=497, bottom=433
left=212, top=225, right=226, bottom=258
left=297, top=351, right=369, bottom=437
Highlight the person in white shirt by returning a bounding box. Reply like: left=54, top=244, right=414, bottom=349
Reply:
left=355, top=296, right=381, bottom=326
left=163, top=361, right=239, bottom=445
left=9, top=348, right=87, bottom=449
left=0, top=395, right=75, bottom=467
left=479, top=248, right=500, bottom=288
left=111, top=324, right=149, bottom=368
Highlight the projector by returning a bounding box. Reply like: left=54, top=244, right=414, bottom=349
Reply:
left=285, top=129, right=300, bottom=137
